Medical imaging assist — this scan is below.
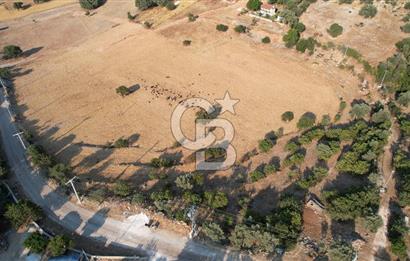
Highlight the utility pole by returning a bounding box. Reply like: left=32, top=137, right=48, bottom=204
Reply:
left=65, top=176, right=82, bottom=204
left=13, top=132, right=26, bottom=150
left=378, top=70, right=387, bottom=89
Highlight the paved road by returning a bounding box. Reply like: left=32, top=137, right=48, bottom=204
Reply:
left=0, top=89, right=247, bottom=261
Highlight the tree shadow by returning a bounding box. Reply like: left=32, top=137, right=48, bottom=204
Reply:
left=81, top=208, right=109, bottom=237
left=22, top=47, right=43, bottom=58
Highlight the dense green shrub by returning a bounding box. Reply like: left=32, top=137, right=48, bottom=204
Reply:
left=5, top=200, right=42, bottom=229
left=359, top=4, right=377, bottom=18
left=229, top=224, right=276, bottom=253
left=266, top=196, right=302, bottom=249
left=321, top=114, right=331, bottom=126
left=327, top=23, right=343, bottom=37
left=27, top=145, right=53, bottom=168
left=202, top=222, right=226, bottom=243
left=249, top=170, right=265, bottom=182
left=47, top=235, right=73, bottom=257
left=350, top=103, right=370, bottom=119
left=316, top=141, right=340, bottom=160
left=79, top=0, right=104, bottom=10
left=364, top=214, right=383, bottom=233
left=283, top=29, right=300, bottom=48
left=292, top=22, right=306, bottom=33
left=204, top=191, right=228, bottom=209
left=298, top=127, right=325, bottom=145
left=283, top=152, right=305, bottom=167
left=3, top=45, right=23, bottom=59
left=281, top=111, right=294, bottom=122
left=323, top=187, right=379, bottom=221
left=150, top=189, right=173, bottom=202
left=258, top=139, right=273, bottom=153
left=116, top=86, right=131, bottom=97
left=405, top=2, right=410, bottom=9
left=0, top=67, right=11, bottom=79
left=388, top=211, right=408, bottom=259
left=113, top=181, right=132, bottom=197
left=114, top=138, right=129, bottom=148
left=24, top=232, right=49, bottom=254
left=264, top=164, right=277, bottom=175
left=234, top=25, right=248, bottom=33
left=296, top=113, right=316, bottom=129
left=398, top=91, right=410, bottom=106
left=261, top=36, right=271, bottom=44
left=246, top=0, right=262, bottom=11
left=183, top=191, right=202, bottom=204
left=401, top=23, right=410, bottom=33
left=328, top=240, right=355, bottom=261
left=188, top=13, right=199, bottom=22
left=296, top=37, right=316, bottom=53
left=150, top=157, right=175, bottom=168
left=48, top=163, right=71, bottom=185
left=285, top=140, right=300, bottom=153
left=297, top=166, right=328, bottom=189
left=216, top=24, right=229, bottom=32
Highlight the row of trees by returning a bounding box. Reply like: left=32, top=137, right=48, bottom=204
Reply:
left=24, top=232, right=73, bottom=257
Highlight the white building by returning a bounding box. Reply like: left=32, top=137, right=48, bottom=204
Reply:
left=260, top=3, right=277, bottom=17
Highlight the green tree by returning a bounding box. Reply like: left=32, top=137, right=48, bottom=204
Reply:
left=359, top=4, right=377, bottom=18
left=371, top=109, right=391, bottom=123
left=27, top=145, right=53, bottom=168
left=397, top=91, right=410, bottom=106
left=281, top=111, right=294, bottom=122
left=296, top=37, right=316, bottom=53
left=175, top=174, right=194, bottom=190
left=216, top=24, right=229, bottom=32
left=229, top=224, right=276, bottom=253
left=24, top=232, right=49, bottom=254
left=116, top=86, right=131, bottom=97
left=258, top=139, right=273, bottom=153
left=246, top=0, right=262, bottom=11
left=364, top=214, right=383, bottom=233
left=350, top=103, right=370, bottom=119
left=79, top=0, right=104, bottom=9
left=327, top=23, right=343, bottom=37
left=283, top=29, right=300, bottom=48
left=204, top=191, right=228, bottom=209
left=113, top=181, right=132, bottom=197
left=328, top=240, right=355, bottom=261
left=48, top=163, right=71, bottom=185
left=202, top=222, right=226, bottom=243
left=297, top=113, right=316, bottom=129
left=234, top=25, right=247, bottom=33
left=249, top=170, right=265, bottom=182
left=114, top=137, right=129, bottom=148
left=3, top=45, right=23, bottom=59
left=47, top=235, right=73, bottom=257
left=5, top=200, right=42, bottom=229
left=261, top=36, right=271, bottom=44
left=0, top=67, right=11, bottom=79
left=401, top=23, right=410, bottom=33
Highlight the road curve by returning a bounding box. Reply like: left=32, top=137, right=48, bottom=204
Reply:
left=0, top=90, right=246, bottom=261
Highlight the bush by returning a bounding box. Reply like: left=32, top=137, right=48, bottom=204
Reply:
left=297, top=112, right=316, bottom=129
left=113, top=181, right=131, bottom=197
left=114, top=138, right=129, bottom=148
left=24, top=232, right=49, bottom=254
left=264, top=164, right=277, bottom=175
left=204, top=191, right=228, bottom=209
left=261, top=36, right=271, bottom=44
left=183, top=40, right=192, bottom=46
left=258, top=139, right=273, bottom=153
left=327, top=23, right=343, bottom=38
left=187, top=13, right=198, bottom=22
left=175, top=173, right=194, bottom=190
left=405, top=2, right=410, bottom=9
left=216, top=24, right=229, bottom=32
left=283, top=152, right=305, bottom=167
left=5, top=200, right=42, bottom=229
left=131, top=193, right=145, bottom=205
left=292, top=22, right=306, bottom=33
left=47, top=235, right=73, bottom=257
left=116, top=86, right=131, bottom=97
left=297, top=166, right=328, bottom=189
left=321, top=114, right=331, bottom=126
left=246, top=0, right=262, bottom=11
left=371, top=109, right=391, bottom=123
left=359, top=4, right=377, bottom=18
left=79, top=0, right=104, bottom=10
left=13, top=2, right=24, bottom=9
left=401, top=23, right=410, bottom=33
left=249, top=170, right=265, bottom=182
left=183, top=191, right=202, bottom=204
left=285, top=140, right=299, bottom=153
left=234, top=25, right=247, bottom=33
left=150, top=157, right=176, bottom=168
left=283, top=29, right=300, bottom=48
left=3, top=45, right=23, bottom=59
left=48, top=163, right=71, bottom=185
left=202, top=222, right=226, bottom=243
left=316, top=141, right=340, bottom=160
left=281, top=111, right=294, bottom=122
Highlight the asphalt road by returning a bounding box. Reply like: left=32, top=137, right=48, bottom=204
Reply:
left=0, top=89, right=247, bottom=261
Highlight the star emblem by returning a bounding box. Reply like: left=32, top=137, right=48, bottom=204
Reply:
left=215, top=91, right=239, bottom=115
